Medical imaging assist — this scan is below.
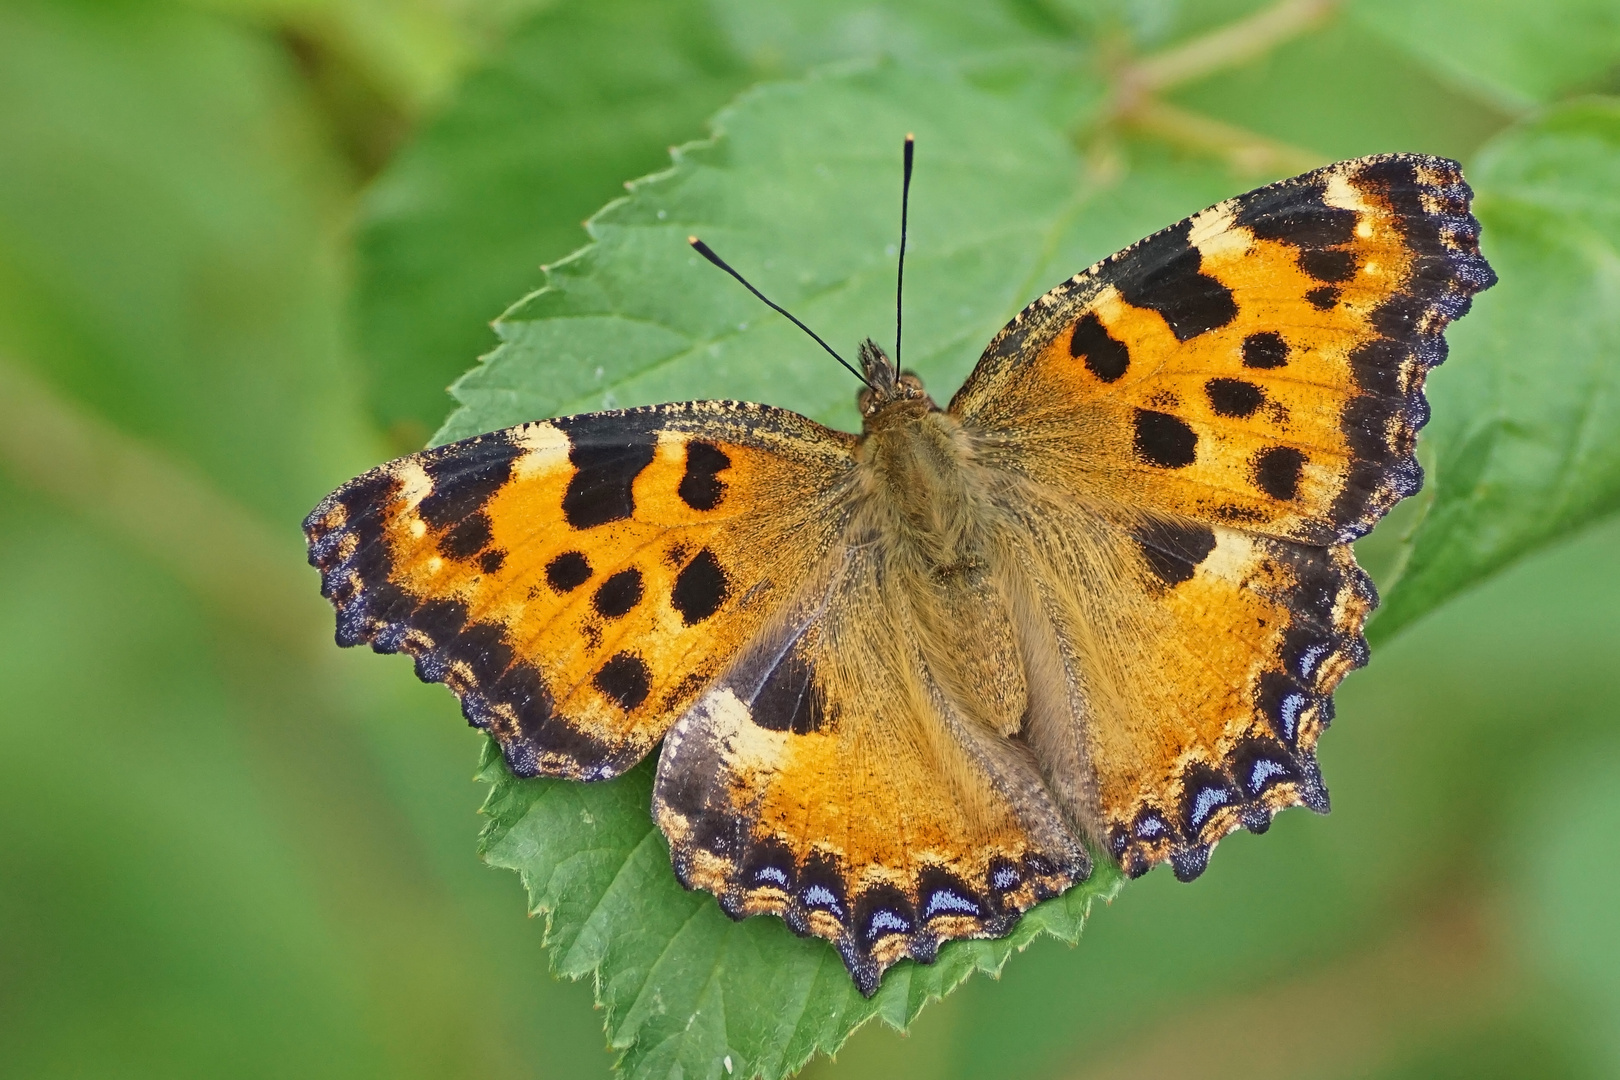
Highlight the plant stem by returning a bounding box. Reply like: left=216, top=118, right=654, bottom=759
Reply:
left=1118, top=0, right=1343, bottom=104
left=1125, top=98, right=1327, bottom=176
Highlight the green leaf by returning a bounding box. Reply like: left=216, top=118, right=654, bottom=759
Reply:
left=1372, top=98, right=1620, bottom=638
left=456, top=62, right=1250, bottom=1079
left=438, top=65, right=1246, bottom=442
left=355, top=0, right=756, bottom=447
left=1349, top=0, right=1620, bottom=110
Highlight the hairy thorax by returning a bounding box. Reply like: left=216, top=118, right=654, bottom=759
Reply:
left=851, top=369, right=1030, bottom=738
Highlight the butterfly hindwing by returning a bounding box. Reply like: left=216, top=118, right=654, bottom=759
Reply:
left=304, top=401, right=855, bottom=780
left=653, top=538, right=1088, bottom=995
left=994, top=485, right=1373, bottom=880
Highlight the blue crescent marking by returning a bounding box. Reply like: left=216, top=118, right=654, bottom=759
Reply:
left=923, top=889, right=981, bottom=919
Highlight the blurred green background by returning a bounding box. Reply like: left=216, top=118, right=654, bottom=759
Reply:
left=3, top=1, right=1619, bottom=1078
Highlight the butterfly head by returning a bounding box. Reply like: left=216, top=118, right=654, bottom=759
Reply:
left=857, top=338, right=934, bottom=419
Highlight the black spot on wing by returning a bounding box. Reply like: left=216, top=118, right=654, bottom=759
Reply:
left=1068, top=312, right=1130, bottom=381
left=1133, top=409, right=1198, bottom=468
left=545, top=551, right=591, bottom=593
left=557, top=416, right=658, bottom=529
left=478, top=549, right=506, bottom=575
left=671, top=548, right=728, bottom=625
left=1111, top=221, right=1238, bottom=340
left=417, top=433, right=524, bottom=531
left=593, top=568, right=643, bottom=618
left=750, top=643, right=825, bottom=735
left=1133, top=518, right=1216, bottom=586
left=1205, top=378, right=1265, bottom=418
left=439, top=511, right=493, bottom=559
left=678, top=440, right=731, bottom=511
left=1242, top=331, right=1290, bottom=369
left=594, top=651, right=651, bottom=712
left=1298, top=248, right=1357, bottom=283
left=1305, top=286, right=1339, bottom=310
left=1253, top=446, right=1307, bottom=500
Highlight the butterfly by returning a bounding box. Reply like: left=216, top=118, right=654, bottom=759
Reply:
left=305, top=146, right=1494, bottom=996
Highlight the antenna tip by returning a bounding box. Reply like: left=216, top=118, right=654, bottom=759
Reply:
left=687, top=235, right=700, bottom=246
left=905, top=133, right=915, bottom=143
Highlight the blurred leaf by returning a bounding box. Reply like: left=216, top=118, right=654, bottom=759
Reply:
left=355, top=0, right=754, bottom=447
left=0, top=0, right=375, bottom=524
left=0, top=3, right=616, bottom=1077
left=1374, top=98, right=1620, bottom=637
left=0, top=490, right=381, bottom=1080
left=1515, top=736, right=1620, bottom=1074
left=1167, top=13, right=1516, bottom=164
left=707, top=0, right=1107, bottom=127
left=1349, top=0, right=1620, bottom=110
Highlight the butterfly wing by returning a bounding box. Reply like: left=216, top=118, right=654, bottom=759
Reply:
left=991, top=485, right=1374, bottom=881
left=949, top=154, right=1493, bottom=877
left=652, top=530, right=1088, bottom=996
left=953, top=154, right=1494, bottom=544
left=304, top=401, right=857, bottom=780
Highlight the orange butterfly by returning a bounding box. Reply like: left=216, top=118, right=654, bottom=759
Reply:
left=306, top=145, right=1493, bottom=996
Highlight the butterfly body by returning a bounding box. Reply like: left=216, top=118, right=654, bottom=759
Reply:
left=306, top=154, right=1495, bottom=995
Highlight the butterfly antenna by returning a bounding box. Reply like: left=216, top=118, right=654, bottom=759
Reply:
left=688, top=237, right=873, bottom=389
left=895, top=133, right=914, bottom=379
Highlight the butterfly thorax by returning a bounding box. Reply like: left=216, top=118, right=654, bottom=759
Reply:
left=848, top=339, right=1029, bottom=736
left=852, top=339, right=976, bottom=565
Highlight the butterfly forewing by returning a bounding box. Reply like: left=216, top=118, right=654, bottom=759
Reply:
left=954, top=154, right=1494, bottom=544
left=304, top=401, right=855, bottom=780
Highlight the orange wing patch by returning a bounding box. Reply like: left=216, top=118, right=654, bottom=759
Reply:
left=956, top=154, right=1494, bottom=545
left=305, top=401, right=855, bottom=780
